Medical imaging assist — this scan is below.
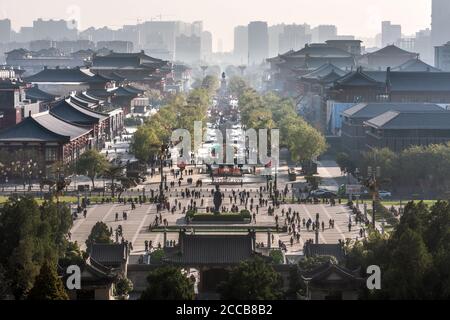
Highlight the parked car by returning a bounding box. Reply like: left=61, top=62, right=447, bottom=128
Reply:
left=310, top=189, right=337, bottom=198
left=379, top=191, right=392, bottom=199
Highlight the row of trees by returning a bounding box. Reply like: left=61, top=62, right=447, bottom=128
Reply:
left=338, top=144, right=450, bottom=196
left=140, top=257, right=284, bottom=300
left=76, top=150, right=137, bottom=198
left=237, top=83, right=327, bottom=163
left=346, top=200, right=450, bottom=299
left=131, top=88, right=211, bottom=163
left=0, top=196, right=74, bottom=299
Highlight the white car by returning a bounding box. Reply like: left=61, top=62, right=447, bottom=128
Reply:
left=379, top=191, right=392, bottom=199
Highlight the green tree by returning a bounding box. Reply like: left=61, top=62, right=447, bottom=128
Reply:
left=336, top=152, right=356, bottom=174
left=382, top=228, right=432, bottom=299
left=76, top=150, right=109, bottom=190
left=346, top=201, right=450, bottom=299
left=228, top=76, right=249, bottom=98
left=85, top=222, right=113, bottom=253
left=218, top=257, right=284, bottom=300
left=103, top=165, right=125, bottom=198
left=27, top=261, right=69, bottom=300
left=0, top=196, right=72, bottom=299
left=140, top=266, right=195, bottom=300
left=115, top=277, right=134, bottom=297
left=0, top=264, right=11, bottom=299
left=201, top=75, right=220, bottom=94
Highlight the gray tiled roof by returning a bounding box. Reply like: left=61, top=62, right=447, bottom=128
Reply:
left=334, top=69, right=384, bottom=86
left=388, top=72, right=450, bottom=91
left=165, top=233, right=254, bottom=266
left=367, top=44, right=417, bottom=57
left=301, top=262, right=364, bottom=286
left=334, top=69, right=450, bottom=92
left=110, top=86, right=140, bottom=97
left=90, top=243, right=128, bottom=267
left=301, top=63, right=346, bottom=80
left=92, top=52, right=167, bottom=70
left=285, top=44, right=354, bottom=59
left=25, top=86, right=56, bottom=102
left=392, top=58, right=441, bottom=72
left=342, top=103, right=445, bottom=119
left=365, top=111, right=450, bottom=130
left=50, top=99, right=106, bottom=126
left=25, top=67, right=101, bottom=83
left=0, top=112, right=91, bottom=142
left=303, top=243, right=345, bottom=262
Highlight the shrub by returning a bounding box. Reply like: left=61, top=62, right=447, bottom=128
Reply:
left=115, top=277, right=134, bottom=296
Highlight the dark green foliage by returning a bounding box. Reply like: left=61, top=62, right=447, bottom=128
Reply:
left=346, top=200, right=450, bottom=299
left=269, top=250, right=284, bottom=265
left=76, top=150, right=109, bottom=190
left=217, top=257, right=284, bottom=300
left=360, top=144, right=450, bottom=196
left=85, top=222, right=113, bottom=254
left=0, top=196, right=72, bottom=299
left=140, top=266, right=195, bottom=300
left=150, top=249, right=165, bottom=264
left=27, top=261, right=69, bottom=300
left=115, top=277, right=134, bottom=296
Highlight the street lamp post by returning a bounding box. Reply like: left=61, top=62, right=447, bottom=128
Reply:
left=367, top=166, right=381, bottom=230
left=158, top=144, right=167, bottom=204
left=315, top=213, right=320, bottom=244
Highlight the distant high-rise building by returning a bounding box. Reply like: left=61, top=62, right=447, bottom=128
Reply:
left=381, top=21, right=402, bottom=47
left=201, top=31, right=213, bottom=61
left=248, top=21, right=269, bottom=65
left=396, top=37, right=416, bottom=53
left=97, top=41, right=134, bottom=53
left=415, top=28, right=433, bottom=64
left=432, top=0, right=450, bottom=47
left=191, top=21, right=203, bottom=37
left=0, top=19, right=11, bottom=43
left=435, top=41, right=450, bottom=71
left=268, top=24, right=285, bottom=57
left=17, top=27, right=34, bottom=42
left=312, top=25, right=337, bottom=43
left=234, top=26, right=248, bottom=64
left=279, top=24, right=311, bottom=53
left=217, top=39, right=223, bottom=53
left=175, top=34, right=201, bottom=63
left=79, top=27, right=116, bottom=43
left=33, top=19, right=78, bottom=41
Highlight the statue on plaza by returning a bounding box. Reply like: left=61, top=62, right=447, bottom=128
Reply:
left=213, top=185, right=222, bottom=213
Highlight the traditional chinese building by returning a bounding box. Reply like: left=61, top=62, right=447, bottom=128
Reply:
left=64, top=258, right=120, bottom=301
left=5, top=48, right=88, bottom=76
left=24, top=66, right=111, bottom=96
left=266, top=44, right=356, bottom=95
left=163, top=231, right=260, bottom=297
left=364, top=110, right=450, bottom=152
left=329, top=67, right=450, bottom=104
left=358, top=45, right=419, bottom=71
left=0, top=111, right=92, bottom=166
left=48, top=98, right=109, bottom=148
left=90, top=51, right=171, bottom=91
left=341, top=103, right=446, bottom=157
left=301, top=262, right=364, bottom=300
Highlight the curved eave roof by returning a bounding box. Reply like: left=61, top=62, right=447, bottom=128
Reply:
left=0, top=112, right=91, bottom=142
left=25, top=86, right=57, bottom=102
left=49, top=99, right=106, bottom=125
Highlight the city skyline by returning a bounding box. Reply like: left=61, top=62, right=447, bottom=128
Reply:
left=0, top=0, right=432, bottom=51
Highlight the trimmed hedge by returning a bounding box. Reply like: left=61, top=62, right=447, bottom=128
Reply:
left=186, top=210, right=251, bottom=222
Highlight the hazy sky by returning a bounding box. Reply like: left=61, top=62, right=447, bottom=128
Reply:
left=0, top=0, right=431, bottom=50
